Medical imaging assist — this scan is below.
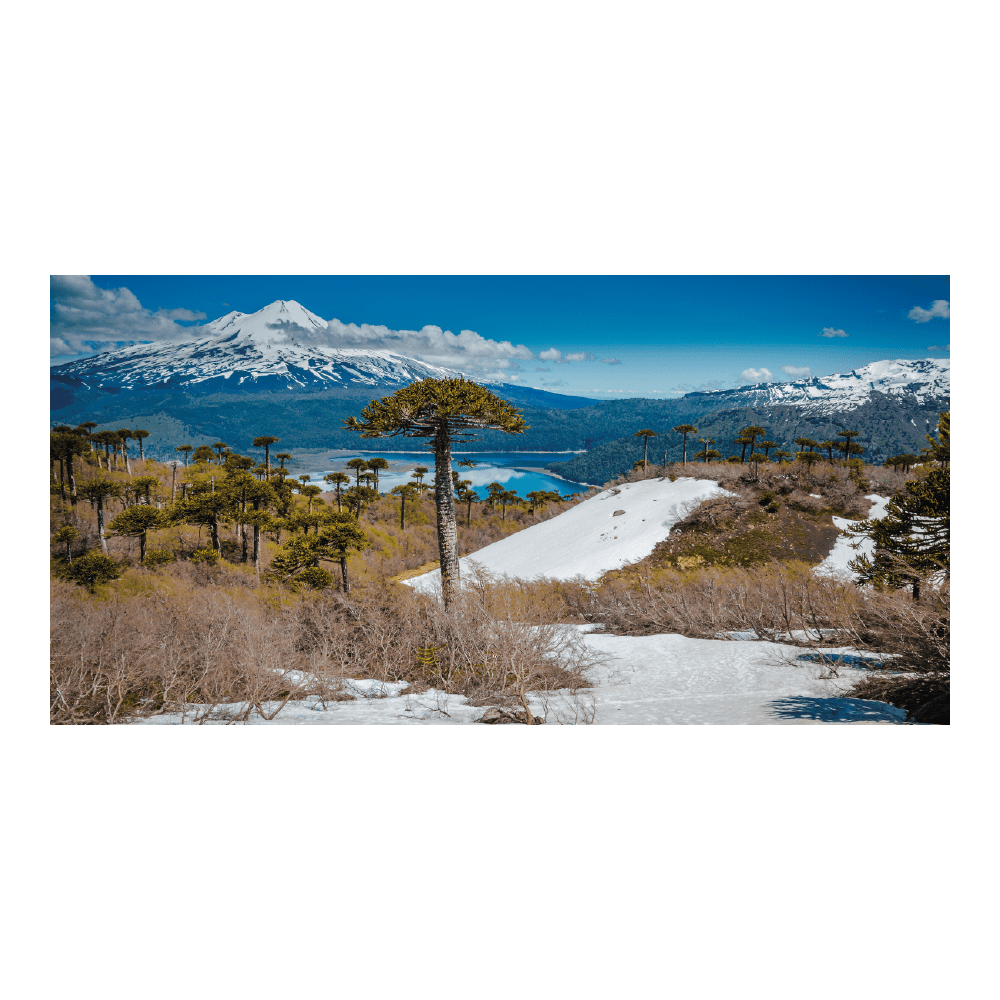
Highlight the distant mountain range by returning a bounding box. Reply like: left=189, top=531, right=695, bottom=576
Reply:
left=50, top=299, right=949, bottom=478
left=677, top=358, right=949, bottom=416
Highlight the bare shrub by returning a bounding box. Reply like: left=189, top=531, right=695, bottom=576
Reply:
left=50, top=581, right=304, bottom=724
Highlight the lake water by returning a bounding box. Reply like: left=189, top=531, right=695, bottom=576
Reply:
left=305, top=451, right=591, bottom=498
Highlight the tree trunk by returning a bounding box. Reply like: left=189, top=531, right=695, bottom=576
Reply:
left=67, top=454, right=77, bottom=508
left=682, top=435, right=687, bottom=465
left=58, top=458, right=66, bottom=501
left=400, top=495, right=405, bottom=529
left=340, top=555, right=349, bottom=593
left=913, top=578, right=920, bottom=602
left=433, top=422, right=460, bottom=608
left=65, top=539, right=73, bottom=564
left=171, top=465, right=177, bottom=501
left=210, top=516, right=220, bottom=553
left=140, top=530, right=147, bottom=563
left=124, top=449, right=132, bottom=476
left=138, top=438, right=144, bottom=460
left=97, top=497, right=108, bottom=555
left=643, top=437, right=648, bottom=469
left=253, top=524, right=261, bottom=576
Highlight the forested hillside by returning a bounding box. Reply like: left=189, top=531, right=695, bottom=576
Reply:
left=545, top=395, right=949, bottom=484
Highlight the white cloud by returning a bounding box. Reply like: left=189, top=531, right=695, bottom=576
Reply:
left=818, top=327, right=848, bottom=338
left=908, top=299, right=950, bottom=323
left=599, top=357, right=621, bottom=365
left=928, top=344, right=950, bottom=351
left=781, top=365, right=813, bottom=378
left=51, top=278, right=604, bottom=378
left=50, top=275, right=208, bottom=357
left=741, top=367, right=773, bottom=382
left=535, top=367, right=551, bottom=372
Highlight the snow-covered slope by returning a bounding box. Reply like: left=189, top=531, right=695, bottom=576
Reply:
left=137, top=632, right=908, bottom=725
left=406, top=476, right=731, bottom=591
left=682, top=358, right=949, bottom=415
left=814, top=494, right=891, bottom=579
left=51, top=299, right=468, bottom=393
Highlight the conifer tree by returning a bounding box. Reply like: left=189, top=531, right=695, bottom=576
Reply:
left=324, top=472, right=350, bottom=511
left=391, top=482, right=419, bottom=528
left=458, top=488, right=481, bottom=526
left=411, top=466, right=429, bottom=487
left=734, top=434, right=752, bottom=463
left=252, top=435, right=280, bottom=473
left=133, top=429, right=150, bottom=461
left=634, top=429, right=657, bottom=469
left=54, top=525, right=80, bottom=563
left=367, top=456, right=389, bottom=489
left=739, top=425, right=766, bottom=464
left=212, top=442, right=228, bottom=463
left=346, top=458, right=369, bottom=485
left=169, top=490, right=232, bottom=554
left=109, top=505, right=163, bottom=563
left=820, top=440, right=836, bottom=462
left=922, top=411, right=950, bottom=466
left=672, top=424, right=698, bottom=465
left=116, top=430, right=134, bottom=475
left=345, top=379, right=526, bottom=607
left=61, top=550, right=121, bottom=592
left=697, top=438, right=716, bottom=462
left=176, top=444, right=193, bottom=466
left=193, top=445, right=215, bottom=464
left=132, top=475, right=160, bottom=505
left=274, top=452, right=293, bottom=470
left=794, top=437, right=820, bottom=452
left=847, top=468, right=949, bottom=601
left=758, top=440, right=777, bottom=461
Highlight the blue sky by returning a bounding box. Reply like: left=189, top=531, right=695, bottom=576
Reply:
left=51, top=275, right=950, bottom=400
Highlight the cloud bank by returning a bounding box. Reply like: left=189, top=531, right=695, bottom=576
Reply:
left=741, top=367, right=773, bottom=381
left=818, top=327, right=848, bottom=338
left=50, top=275, right=207, bottom=357
left=781, top=365, right=813, bottom=378
left=908, top=300, right=950, bottom=323
left=52, top=279, right=608, bottom=381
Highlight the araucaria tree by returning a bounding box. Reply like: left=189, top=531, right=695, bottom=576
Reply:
left=109, top=505, right=163, bottom=563
left=77, top=479, right=122, bottom=554
left=847, top=467, right=949, bottom=601
left=634, top=429, right=657, bottom=469
left=345, top=379, right=526, bottom=607
left=253, top=435, right=280, bottom=473
left=672, top=425, right=698, bottom=465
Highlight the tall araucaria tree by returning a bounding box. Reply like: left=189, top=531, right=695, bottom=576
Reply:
left=176, top=444, right=193, bottom=467
left=109, top=505, right=163, bottom=563
left=672, top=424, right=698, bottom=465
left=77, top=479, right=123, bottom=554
left=633, top=429, right=657, bottom=469
left=133, top=429, right=150, bottom=461
left=344, top=378, right=526, bottom=608
left=116, top=429, right=134, bottom=475
left=253, top=435, right=280, bottom=474
left=324, top=472, right=350, bottom=512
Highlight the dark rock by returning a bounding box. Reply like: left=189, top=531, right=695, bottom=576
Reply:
left=477, top=706, right=545, bottom=725
left=612, top=509, right=626, bottom=516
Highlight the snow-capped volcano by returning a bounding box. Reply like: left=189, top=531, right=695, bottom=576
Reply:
left=51, top=299, right=470, bottom=393
left=682, top=358, right=950, bottom=414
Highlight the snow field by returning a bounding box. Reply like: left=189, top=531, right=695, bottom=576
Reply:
left=405, top=476, right=732, bottom=592
left=136, top=627, right=908, bottom=725
left=814, top=494, right=890, bottom=579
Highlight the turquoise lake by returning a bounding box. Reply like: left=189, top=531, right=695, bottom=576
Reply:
left=306, top=451, right=592, bottom=498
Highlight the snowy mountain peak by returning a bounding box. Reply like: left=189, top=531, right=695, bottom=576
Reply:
left=683, top=358, right=949, bottom=414
left=50, top=299, right=467, bottom=394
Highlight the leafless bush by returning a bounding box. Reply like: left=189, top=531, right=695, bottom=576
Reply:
left=50, top=581, right=304, bottom=724
left=576, top=561, right=948, bottom=673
